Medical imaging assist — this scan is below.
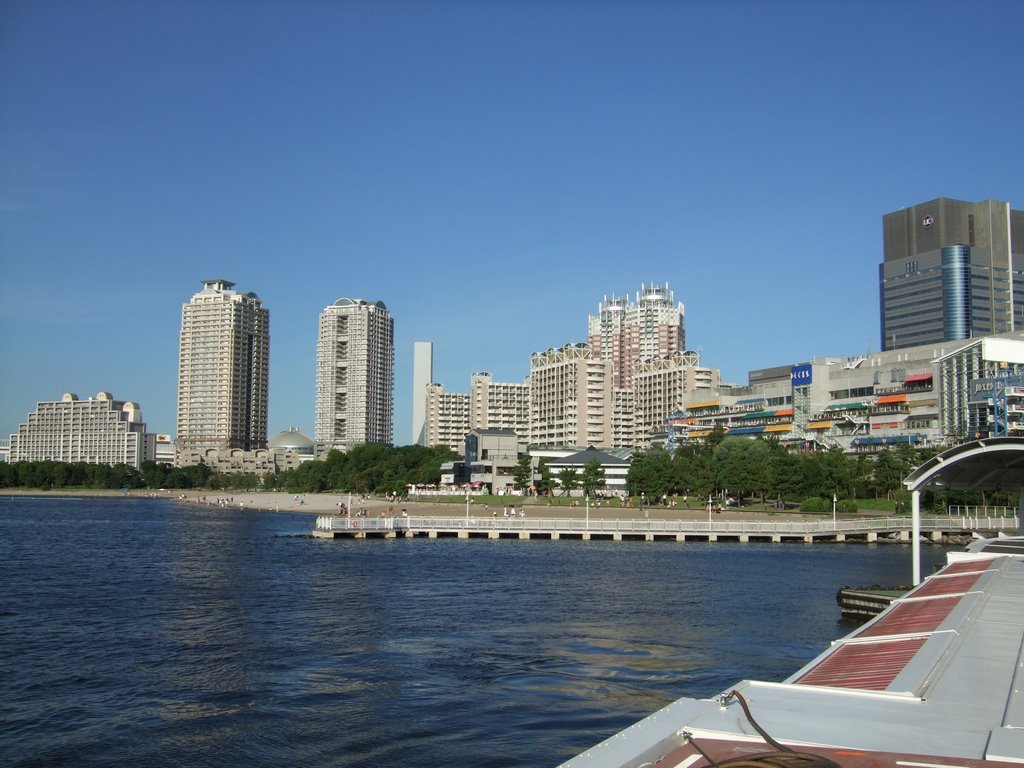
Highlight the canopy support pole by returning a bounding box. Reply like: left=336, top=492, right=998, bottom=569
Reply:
left=912, top=490, right=921, bottom=586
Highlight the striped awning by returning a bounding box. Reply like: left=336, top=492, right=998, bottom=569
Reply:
left=807, top=420, right=833, bottom=430
left=825, top=402, right=869, bottom=411
left=765, top=424, right=792, bottom=433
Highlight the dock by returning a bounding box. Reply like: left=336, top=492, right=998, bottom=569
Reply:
left=558, top=537, right=1024, bottom=767
left=836, top=585, right=907, bottom=620
left=312, top=514, right=1016, bottom=543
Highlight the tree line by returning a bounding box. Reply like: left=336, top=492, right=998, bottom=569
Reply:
left=622, top=431, right=994, bottom=510
left=0, top=434, right=1004, bottom=511
left=0, top=444, right=457, bottom=495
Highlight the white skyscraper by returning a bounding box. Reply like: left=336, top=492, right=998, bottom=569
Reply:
left=316, top=298, right=394, bottom=449
left=176, top=279, right=270, bottom=455
left=412, top=341, right=433, bottom=445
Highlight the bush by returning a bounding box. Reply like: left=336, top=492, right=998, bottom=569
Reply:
left=837, top=499, right=858, bottom=515
left=800, top=497, right=829, bottom=514
left=799, top=496, right=858, bottom=515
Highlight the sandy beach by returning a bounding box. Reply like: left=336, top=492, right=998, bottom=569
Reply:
left=0, top=487, right=839, bottom=522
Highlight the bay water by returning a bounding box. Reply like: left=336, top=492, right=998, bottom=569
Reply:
left=0, top=496, right=949, bottom=767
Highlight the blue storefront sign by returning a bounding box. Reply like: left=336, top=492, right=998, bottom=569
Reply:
left=791, top=364, right=812, bottom=386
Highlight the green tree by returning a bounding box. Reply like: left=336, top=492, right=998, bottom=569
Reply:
left=626, top=446, right=674, bottom=498
left=675, top=444, right=716, bottom=498
left=557, top=466, right=579, bottom=496
left=713, top=439, right=742, bottom=498
left=872, top=449, right=905, bottom=499
left=537, top=463, right=556, bottom=496
left=766, top=446, right=802, bottom=503
left=580, top=459, right=606, bottom=498
left=512, top=455, right=533, bottom=492
left=821, top=446, right=852, bottom=498
left=704, top=422, right=728, bottom=451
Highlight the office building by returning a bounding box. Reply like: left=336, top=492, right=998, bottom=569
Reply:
left=462, top=428, right=523, bottom=493
left=9, top=392, right=155, bottom=468
left=316, top=298, right=394, bottom=449
left=176, top=279, right=270, bottom=458
left=880, top=198, right=1024, bottom=351
left=412, top=341, right=433, bottom=445
left=588, top=282, right=686, bottom=389
left=936, top=334, right=1024, bottom=440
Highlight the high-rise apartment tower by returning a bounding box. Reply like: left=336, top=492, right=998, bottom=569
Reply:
left=588, top=282, right=686, bottom=389
left=316, top=298, right=394, bottom=449
left=176, top=279, right=270, bottom=455
left=880, top=198, right=1024, bottom=351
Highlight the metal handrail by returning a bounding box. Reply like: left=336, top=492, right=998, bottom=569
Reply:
left=315, top=515, right=1018, bottom=535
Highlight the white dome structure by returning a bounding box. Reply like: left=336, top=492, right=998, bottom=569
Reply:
left=268, top=427, right=315, bottom=455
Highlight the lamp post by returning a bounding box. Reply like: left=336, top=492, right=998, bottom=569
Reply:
left=465, top=491, right=470, bottom=524
left=833, top=493, right=837, bottom=526
left=708, top=494, right=713, bottom=525
left=586, top=493, right=590, bottom=530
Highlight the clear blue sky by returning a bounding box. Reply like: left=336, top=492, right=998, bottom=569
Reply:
left=2, top=1, right=1022, bottom=444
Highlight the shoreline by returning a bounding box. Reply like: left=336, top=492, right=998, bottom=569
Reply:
left=0, top=487, right=879, bottom=522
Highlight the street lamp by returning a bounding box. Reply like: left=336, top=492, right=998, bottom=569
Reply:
left=708, top=494, right=713, bottom=525
left=586, top=493, right=590, bottom=530
left=833, top=493, right=837, bottom=526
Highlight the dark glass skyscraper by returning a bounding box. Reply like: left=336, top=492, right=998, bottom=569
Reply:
left=880, top=198, right=1024, bottom=351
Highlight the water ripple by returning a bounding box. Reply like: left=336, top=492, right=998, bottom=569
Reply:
left=0, top=497, right=948, bottom=767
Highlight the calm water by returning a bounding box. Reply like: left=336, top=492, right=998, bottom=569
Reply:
left=0, top=496, right=949, bottom=767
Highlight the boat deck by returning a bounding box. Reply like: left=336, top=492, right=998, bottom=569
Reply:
left=560, top=545, right=1024, bottom=767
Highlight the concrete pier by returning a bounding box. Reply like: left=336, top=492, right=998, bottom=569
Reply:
left=313, top=514, right=1015, bottom=543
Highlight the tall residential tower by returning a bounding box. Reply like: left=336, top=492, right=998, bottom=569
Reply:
left=588, top=282, right=686, bottom=389
left=880, top=198, right=1024, bottom=351
left=316, top=298, right=394, bottom=450
left=176, top=279, right=270, bottom=456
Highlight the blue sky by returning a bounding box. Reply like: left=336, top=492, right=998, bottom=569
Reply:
left=1, top=0, right=1022, bottom=445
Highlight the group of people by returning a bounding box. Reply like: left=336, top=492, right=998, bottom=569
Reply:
left=494, top=506, right=524, bottom=518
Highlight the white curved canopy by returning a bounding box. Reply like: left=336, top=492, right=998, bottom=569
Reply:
left=904, top=437, right=1024, bottom=492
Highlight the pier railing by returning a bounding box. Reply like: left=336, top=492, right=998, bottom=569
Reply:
left=314, top=515, right=1019, bottom=536
left=947, top=505, right=1017, bottom=518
